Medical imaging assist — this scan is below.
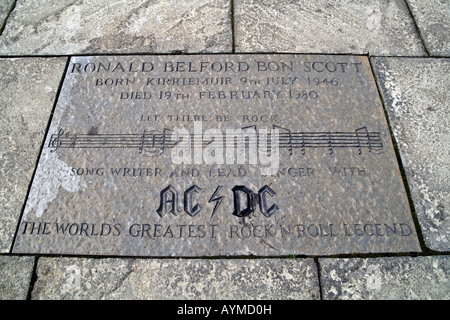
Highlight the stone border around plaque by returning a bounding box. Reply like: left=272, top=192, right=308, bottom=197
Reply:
left=12, top=54, right=421, bottom=257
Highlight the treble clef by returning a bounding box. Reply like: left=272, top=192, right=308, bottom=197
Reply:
left=49, top=128, right=64, bottom=152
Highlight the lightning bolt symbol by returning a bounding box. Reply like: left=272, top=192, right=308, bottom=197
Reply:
left=208, top=186, right=224, bottom=220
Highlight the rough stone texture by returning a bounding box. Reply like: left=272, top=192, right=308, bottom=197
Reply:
left=372, top=57, right=450, bottom=251
left=32, top=257, right=319, bottom=300
left=0, top=0, right=15, bottom=30
left=234, top=0, right=426, bottom=56
left=0, top=57, right=67, bottom=252
left=0, top=0, right=231, bottom=55
left=320, top=256, right=450, bottom=300
left=0, top=255, right=35, bottom=300
left=12, top=54, right=421, bottom=256
left=407, top=0, right=450, bottom=56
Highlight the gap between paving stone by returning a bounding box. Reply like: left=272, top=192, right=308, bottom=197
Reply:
left=406, top=0, right=450, bottom=57
left=403, top=0, right=431, bottom=57
left=230, top=0, right=236, bottom=53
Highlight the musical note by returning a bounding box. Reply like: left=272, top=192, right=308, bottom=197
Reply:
left=274, top=125, right=292, bottom=156
left=241, top=125, right=258, bottom=154
left=355, top=127, right=366, bottom=155
left=161, top=128, right=171, bottom=155
left=328, top=132, right=333, bottom=155
left=69, top=134, right=77, bottom=148
left=138, top=130, right=146, bottom=154
left=300, top=132, right=306, bottom=155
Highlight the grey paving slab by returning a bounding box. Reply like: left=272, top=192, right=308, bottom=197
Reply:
left=32, top=257, right=319, bottom=300
left=0, top=0, right=15, bottom=30
left=407, top=0, right=450, bottom=56
left=0, top=255, right=35, bottom=300
left=12, top=54, right=421, bottom=257
left=0, top=0, right=231, bottom=55
left=0, top=57, right=67, bottom=252
left=372, top=57, right=450, bottom=251
left=234, top=0, right=426, bottom=56
left=320, top=256, right=450, bottom=300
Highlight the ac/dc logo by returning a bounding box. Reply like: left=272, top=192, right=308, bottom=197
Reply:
left=156, top=185, right=279, bottom=219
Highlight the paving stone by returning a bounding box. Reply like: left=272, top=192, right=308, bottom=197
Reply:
left=0, top=0, right=231, bottom=55
left=372, top=57, right=450, bottom=251
left=0, top=255, right=35, bottom=300
left=0, top=0, right=15, bottom=30
left=234, top=0, right=426, bottom=56
left=320, top=256, right=450, bottom=300
left=407, top=0, right=450, bottom=56
left=0, top=57, right=67, bottom=252
left=32, top=257, right=319, bottom=300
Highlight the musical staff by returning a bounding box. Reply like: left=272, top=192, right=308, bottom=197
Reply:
left=276, top=126, right=382, bottom=154
left=48, top=126, right=383, bottom=156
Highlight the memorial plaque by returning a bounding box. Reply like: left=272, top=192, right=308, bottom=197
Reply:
left=13, top=54, right=421, bottom=256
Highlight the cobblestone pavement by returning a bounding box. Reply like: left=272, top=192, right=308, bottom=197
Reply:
left=0, top=0, right=448, bottom=300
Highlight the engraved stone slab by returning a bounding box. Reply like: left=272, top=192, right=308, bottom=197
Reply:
left=13, top=54, right=421, bottom=256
